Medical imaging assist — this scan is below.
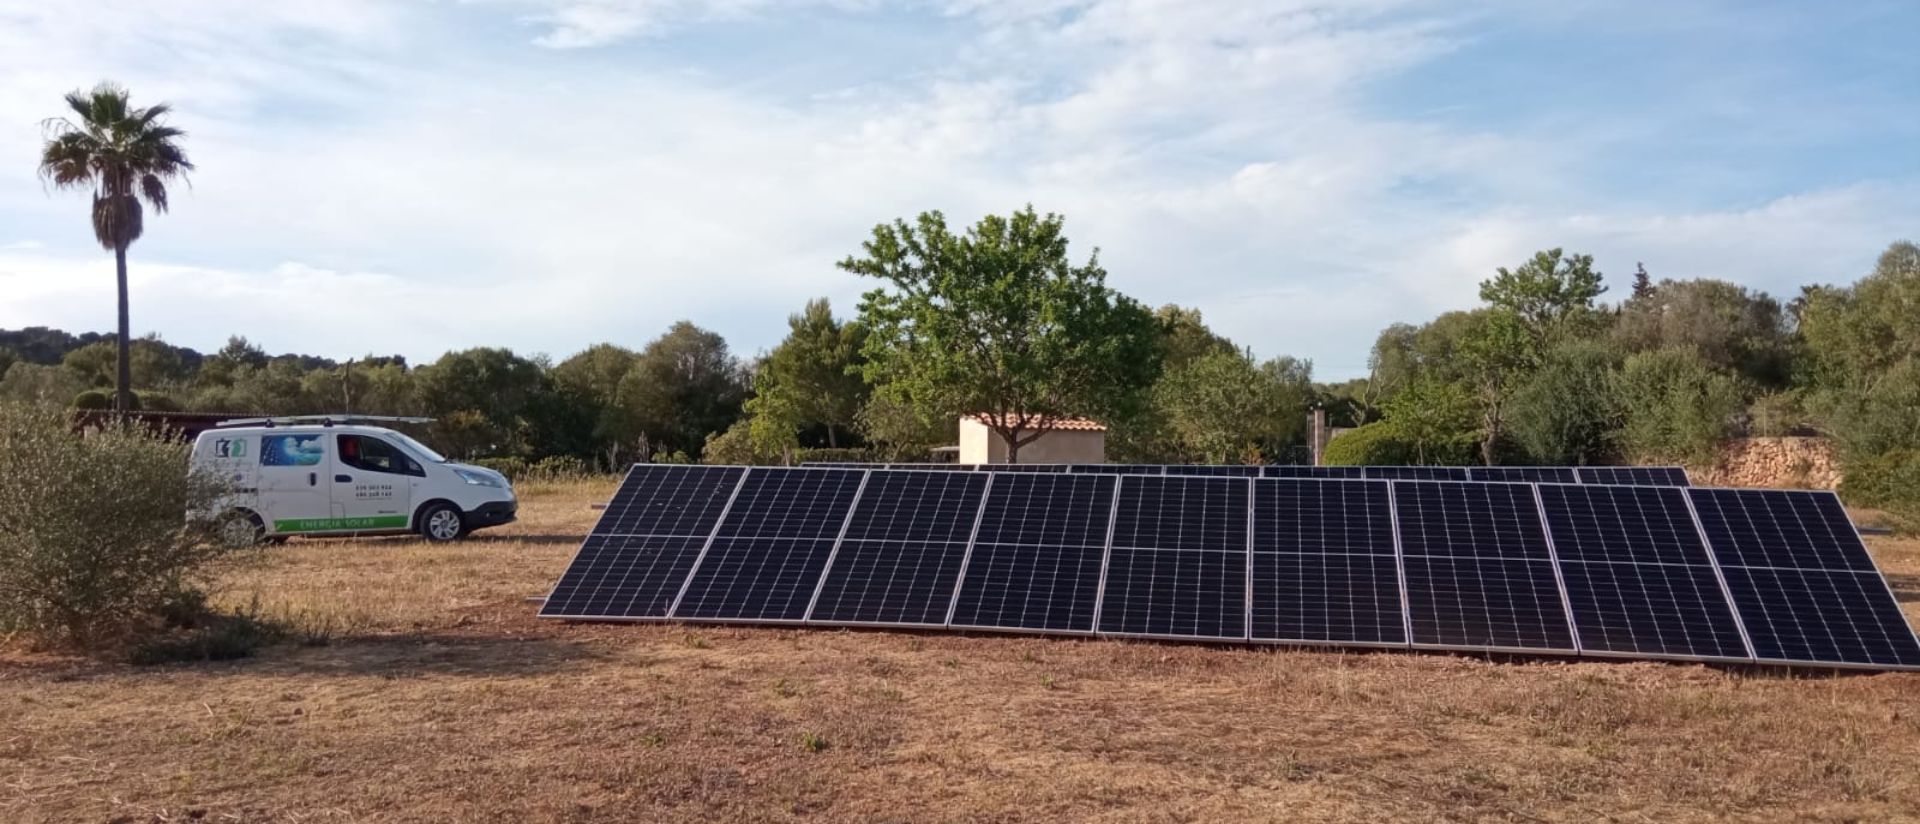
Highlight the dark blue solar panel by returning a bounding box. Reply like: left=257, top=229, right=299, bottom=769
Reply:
left=1251, top=479, right=1404, bottom=644
left=1393, top=481, right=1555, bottom=561
left=1536, top=484, right=1748, bottom=658
left=1164, top=465, right=1263, bottom=477
left=1263, top=466, right=1364, bottom=479
left=950, top=473, right=1116, bottom=632
left=1365, top=466, right=1472, bottom=481
left=1574, top=466, right=1690, bottom=486
left=1688, top=488, right=1875, bottom=570
left=1471, top=466, right=1579, bottom=484
left=541, top=536, right=708, bottom=618
left=1068, top=463, right=1165, bottom=475
left=671, top=468, right=866, bottom=621
left=1394, top=481, right=1573, bottom=649
left=983, top=463, right=1069, bottom=473
left=1690, top=488, right=1920, bottom=667
left=1097, top=476, right=1249, bottom=639
left=591, top=465, right=745, bottom=536
left=1251, top=553, right=1405, bottom=644
left=809, top=472, right=990, bottom=626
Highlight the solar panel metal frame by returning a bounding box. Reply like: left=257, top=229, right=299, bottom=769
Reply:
left=1092, top=475, right=1254, bottom=643
left=1392, top=480, right=1582, bottom=656
left=1529, top=481, right=1758, bottom=667
left=794, top=468, right=997, bottom=629
left=665, top=466, right=870, bottom=626
left=540, top=463, right=752, bottom=622
left=1246, top=477, right=1411, bottom=650
left=1682, top=486, right=1920, bottom=671
left=545, top=466, right=1917, bottom=672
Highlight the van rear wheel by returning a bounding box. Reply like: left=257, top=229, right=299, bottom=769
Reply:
left=420, top=503, right=467, bottom=542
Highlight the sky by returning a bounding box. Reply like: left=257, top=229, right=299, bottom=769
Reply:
left=0, top=0, right=1914, bottom=379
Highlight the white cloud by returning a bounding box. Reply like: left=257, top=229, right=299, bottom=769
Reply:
left=0, top=0, right=1908, bottom=378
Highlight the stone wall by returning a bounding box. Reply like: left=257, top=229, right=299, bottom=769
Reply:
left=1694, top=436, right=1841, bottom=490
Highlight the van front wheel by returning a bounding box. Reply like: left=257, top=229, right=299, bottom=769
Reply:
left=419, top=503, right=467, bottom=542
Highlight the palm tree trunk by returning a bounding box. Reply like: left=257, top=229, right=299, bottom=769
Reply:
left=114, top=242, right=132, bottom=413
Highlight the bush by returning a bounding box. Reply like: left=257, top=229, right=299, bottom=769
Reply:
left=1322, top=421, right=1416, bottom=466
left=467, top=456, right=529, bottom=479
left=71, top=389, right=112, bottom=410
left=1612, top=348, right=1743, bottom=465
left=1840, top=450, right=1920, bottom=530
left=529, top=455, right=589, bottom=479
left=1506, top=340, right=1618, bottom=464
left=0, top=404, right=235, bottom=647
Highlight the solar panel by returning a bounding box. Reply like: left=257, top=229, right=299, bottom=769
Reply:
left=541, top=465, right=746, bottom=619
left=1689, top=488, right=1920, bottom=668
left=949, top=473, right=1117, bottom=633
left=1393, top=481, right=1576, bottom=651
left=1365, top=466, right=1472, bottom=481
left=1262, top=466, right=1365, bottom=479
left=1164, top=465, right=1264, bottom=477
left=808, top=471, right=992, bottom=626
left=983, top=463, right=1070, bottom=473
left=1575, top=466, right=1691, bottom=486
left=1471, top=466, right=1579, bottom=484
left=671, top=468, right=866, bottom=622
left=1536, top=484, right=1749, bottom=660
left=1095, top=476, right=1250, bottom=640
left=1250, top=479, right=1406, bottom=645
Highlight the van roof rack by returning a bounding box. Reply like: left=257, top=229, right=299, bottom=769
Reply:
left=215, top=415, right=436, bottom=429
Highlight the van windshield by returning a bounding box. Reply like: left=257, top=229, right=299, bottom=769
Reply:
left=390, top=432, right=449, bottom=463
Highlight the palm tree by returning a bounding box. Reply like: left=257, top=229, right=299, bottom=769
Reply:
left=38, top=82, right=193, bottom=412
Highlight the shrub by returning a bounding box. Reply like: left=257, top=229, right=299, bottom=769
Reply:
left=1747, top=390, right=1811, bottom=437
left=0, top=404, right=235, bottom=647
left=71, top=389, right=112, bottom=410
left=1840, top=450, right=1920, bottom=530
left=1322, top=421, right=1416, bottom=466
left=1612, top=348, right=1743, bottom=465
left=1506, top=340, right=1618, bottom=464
left=467, top=456, right=529, bottom=479
left=529, top=454, right=589, bottom=479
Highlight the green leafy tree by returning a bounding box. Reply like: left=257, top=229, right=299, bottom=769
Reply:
left=1800, top=241, right=1920, bottom=383
left=38, top=82, right=194, bottom=412
left=1381, top=377, right=1478, bottom=465
left=0, top=364, right=90, bottom=408
left=1506, top=340, right=1618, bottom=465
left=415, top=348, right=551, bottom=457
left=195, top=336, right=269, bottom=388
left=1457, top=309, right=1536, bottom=465
left=1153, top=350, right=1310, bottom=464
left=1479, top=248, right=1607, bottom=345
left=845, top=207, right=1161, bottom=463
left=747, top=299, right=869, bottom=449
left=611, top=322, right=748, bottom=461
left=1153, top=305, right=1237, bottom=370
left=1612, top=348, right=1743, bottom=465
left=1614, top=278, right=1794, bottom=388
left=551, top=343, right=642, bottom=466
left=61, top=337, right=191, bottom=390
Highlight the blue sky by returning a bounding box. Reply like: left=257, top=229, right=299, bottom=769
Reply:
left=0, top=0, right=1914, bottom=378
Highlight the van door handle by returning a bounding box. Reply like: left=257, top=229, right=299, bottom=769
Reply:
left=336, top=474, right=352, bottom=483
left=309, top=472, right=317, bottom=486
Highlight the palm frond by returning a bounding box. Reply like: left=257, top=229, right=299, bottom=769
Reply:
left=91, top=192, right=142, bottom=250
left=139, top=174, right=169, bottom=213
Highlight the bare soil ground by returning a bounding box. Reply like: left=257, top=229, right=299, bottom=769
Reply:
left=8, top=479, right=1920, bottom=823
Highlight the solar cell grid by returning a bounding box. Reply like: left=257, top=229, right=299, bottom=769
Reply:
left=949, top=473, right=1118, bottom=633
left=1575, top=466, right=1691, bottom=486
left=808, top=471, right=992, bottom=626
left=1365, top=466, right=1472, bottom=482
left=1471, top=466, right=1579, bottom=484
left=541, top=535, right=708, bottom=618
left=1250, top=479, right=1405, bottom=644
left=1263, top=466, right=1365, bottom=479
left=1394, top=481, right=1575, bottom=650
left=1164, top=465, right=1263, bottom=477
left=1253, top=479, right=1395, bottom=555
left=669, top=468, right=867, bottom=622
left=592, top=464, right=745, bottom=537
left=1097, top=477, right=1250, bottom=639
left=1689, top=488, right=1920, bottom=668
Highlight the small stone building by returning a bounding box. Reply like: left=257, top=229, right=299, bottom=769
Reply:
left=957, top=414, right=1106, bottom=465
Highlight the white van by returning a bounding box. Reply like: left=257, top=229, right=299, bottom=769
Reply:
left=189, top=415, right=516, bottom=545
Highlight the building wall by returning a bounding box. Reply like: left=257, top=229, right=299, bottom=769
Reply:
left=958, top=418, right=1106, bottom=464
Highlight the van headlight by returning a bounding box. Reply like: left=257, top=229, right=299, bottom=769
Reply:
left=455, top=469, right=504, bottom=488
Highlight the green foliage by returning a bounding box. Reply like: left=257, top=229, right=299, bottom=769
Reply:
left=702, top=418, right=787, bottom=466
left=0, top=405, right=235, bottom=647
left=1747, top=390, right=1809, bottom=438
left=1614, top=278, right=1794, bottom=388
left=1154, top=305, right=1237, bottom=370
left=1612, top=349, right=1743, bottom=465
left=1381, top=378, right=1479, bottom=465
left=611, top=322, right=748, bottom=461
left=1456, top=309, right=1538, bottom=464
left=0, top=363, right=89, bottom=408
left=1800, top=241, right=1920, bottom=382
left=1478, top=248, right=1607, bottom=344
left=467, top=456, right=530, bottom=479
left=746, top=299, right=869, bottom=450
left=854, top=394, right=950, bottom=462
left=1152, top=351, right=1311, bottom=464
left=73, top=389, right=112, bottom=410
left=1321, top=420, right=1415, bottom=466
left=846, top=206, right=1161, bottom=462
left=1506, top=340, right=1618, bottom=465
left=1838, top=451, right=1920, bottom=529
left=0, top=348, right=15, bottom=378
left=416, top=347, right=551, bottom=457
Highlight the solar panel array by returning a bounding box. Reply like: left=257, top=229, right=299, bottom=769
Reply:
left=543, top=466, right=1919, bottom=671
left=806, top=463, right=1672, bottom=485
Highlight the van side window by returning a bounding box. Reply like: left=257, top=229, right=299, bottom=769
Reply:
left=338, top=435, right=423, bottom=477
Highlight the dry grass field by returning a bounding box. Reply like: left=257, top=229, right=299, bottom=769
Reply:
left=9, top=479, right=1920, bottom=822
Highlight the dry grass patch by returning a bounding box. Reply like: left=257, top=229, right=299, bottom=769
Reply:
left=6, top=482, right=1920, bottom=822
